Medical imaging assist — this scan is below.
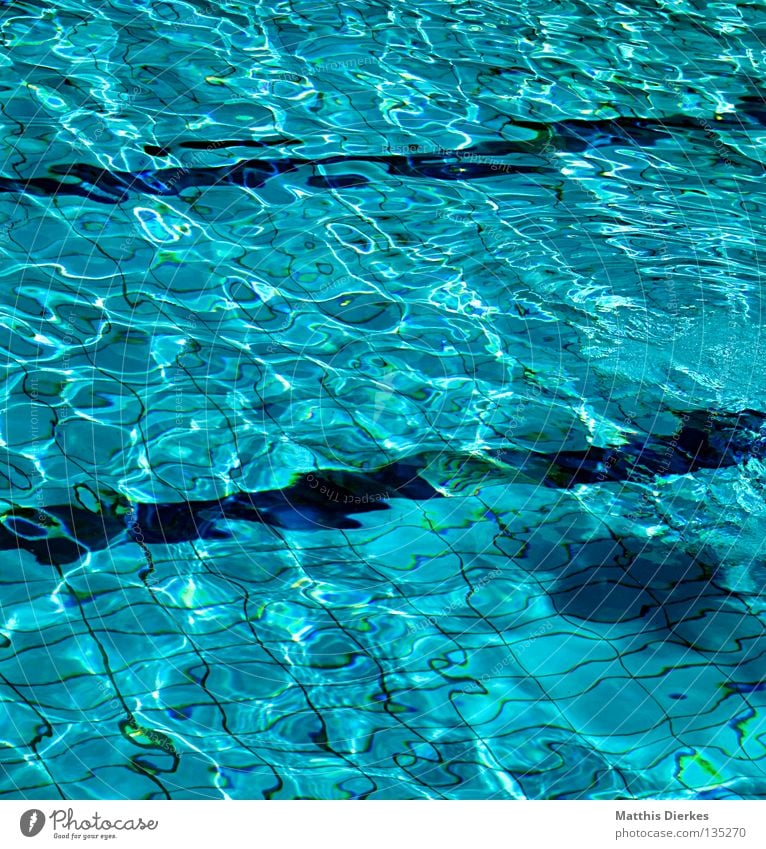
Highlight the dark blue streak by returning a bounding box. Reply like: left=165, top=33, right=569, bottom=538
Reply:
left=1, top=409, right=764, bottom=565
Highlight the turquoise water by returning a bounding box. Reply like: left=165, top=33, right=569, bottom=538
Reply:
left=1, top=0, right=766, bottom=799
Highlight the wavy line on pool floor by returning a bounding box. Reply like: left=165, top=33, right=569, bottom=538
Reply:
left=1, top=103, right=764, bottom=204
left=2, top=407, right=764, bottom=564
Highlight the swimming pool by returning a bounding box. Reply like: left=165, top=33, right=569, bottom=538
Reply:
left=0, top=0, right=765, bottom=799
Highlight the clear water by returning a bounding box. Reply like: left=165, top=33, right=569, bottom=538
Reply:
left=1, top=0, right=766, bottom=799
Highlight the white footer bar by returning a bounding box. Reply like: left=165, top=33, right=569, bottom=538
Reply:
left=3, top=800, right=764, bottom=849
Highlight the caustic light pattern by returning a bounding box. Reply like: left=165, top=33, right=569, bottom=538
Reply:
left=0, top=0, right=765, bottom=800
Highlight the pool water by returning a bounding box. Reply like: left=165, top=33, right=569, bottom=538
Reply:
left=1, top=0, right=766, bottom=799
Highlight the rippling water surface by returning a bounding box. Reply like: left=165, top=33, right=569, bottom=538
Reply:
left=1, top=0, right=766, bottom=799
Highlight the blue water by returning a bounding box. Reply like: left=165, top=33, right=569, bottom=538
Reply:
left=1, top=0, right=766, bottom=800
